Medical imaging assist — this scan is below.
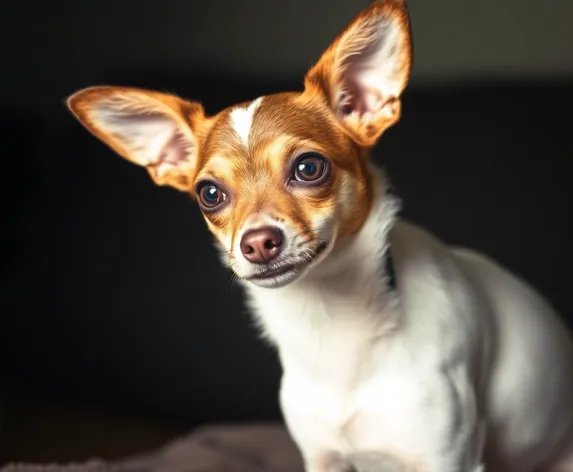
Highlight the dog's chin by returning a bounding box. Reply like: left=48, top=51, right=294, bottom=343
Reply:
left=241, top=242, right=330, bottom=289
left=246, top=265, right=305, bottom=289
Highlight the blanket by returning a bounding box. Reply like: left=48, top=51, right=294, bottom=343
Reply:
left=1, top=424, right=304, bottom=472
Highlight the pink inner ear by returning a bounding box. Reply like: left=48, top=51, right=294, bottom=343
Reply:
left=155, top=131, right=195, bottom=177
left=335, top=17, right=406, bottom=120
left=339, top=82, right=362, bottom=116
left=338, top=75, right=389, bottom=120
left=91, top=99, right=197, bottom=176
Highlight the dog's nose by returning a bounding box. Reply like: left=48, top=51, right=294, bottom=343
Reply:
left=240, top=227, right=284, bottom=263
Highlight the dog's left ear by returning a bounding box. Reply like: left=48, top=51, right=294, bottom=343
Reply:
left=304, top=0, right=412, bottom=147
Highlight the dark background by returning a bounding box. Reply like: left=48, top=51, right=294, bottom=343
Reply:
left=1, top=0, right=572, bottom=464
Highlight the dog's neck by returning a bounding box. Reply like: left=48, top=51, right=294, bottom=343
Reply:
left=243, top=169, right=402, bottom=372
left=302, top=172, right=400, bottom=294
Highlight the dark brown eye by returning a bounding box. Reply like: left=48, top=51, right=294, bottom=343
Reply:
left=292, top=153, right=328, bottom=184
left=197, top=182, right=227, bottom=211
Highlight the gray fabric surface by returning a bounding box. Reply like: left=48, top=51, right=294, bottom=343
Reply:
left=1, top=424, right=304, bottom=472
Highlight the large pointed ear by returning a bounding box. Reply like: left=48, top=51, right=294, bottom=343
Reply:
left=67, top=86, right=208, bottom=191
left=304, top=0, right=412, bottom=147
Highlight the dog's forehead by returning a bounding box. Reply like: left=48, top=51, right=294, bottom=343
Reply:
left=199, top=92, right=343, bottom=172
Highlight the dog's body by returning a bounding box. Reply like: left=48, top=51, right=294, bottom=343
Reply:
left=66, top=1, right=573, bottom=470
left=247, top=172, right=573, bottom=472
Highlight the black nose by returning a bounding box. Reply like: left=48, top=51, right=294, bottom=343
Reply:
left=240, top=227, right=284, bottom=264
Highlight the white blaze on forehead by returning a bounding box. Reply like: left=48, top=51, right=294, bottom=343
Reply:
left=229, top=96, right=263, bottom=147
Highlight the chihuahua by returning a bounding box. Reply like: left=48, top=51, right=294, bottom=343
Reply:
left=67, top=1, right=573, bottom=471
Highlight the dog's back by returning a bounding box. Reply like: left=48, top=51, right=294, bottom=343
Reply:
left=452, top=245, right=573, bottom=470
left=391, top=220, right=573, bottom=471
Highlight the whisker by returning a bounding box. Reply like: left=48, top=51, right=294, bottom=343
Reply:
left=292, top=228, right=322, bottom=245
left=227, top=271, right=239, bottom=291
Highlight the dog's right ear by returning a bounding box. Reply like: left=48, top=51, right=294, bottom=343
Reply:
left=67, top=87, right=209, bottom=191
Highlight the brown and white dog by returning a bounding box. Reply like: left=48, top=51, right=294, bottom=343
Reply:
left=67, top=1, right=573, bottom=471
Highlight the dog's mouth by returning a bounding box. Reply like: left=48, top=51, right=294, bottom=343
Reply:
left=245, top=242, right=329, bottom=287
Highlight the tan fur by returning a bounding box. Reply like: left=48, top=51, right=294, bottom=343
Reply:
left=66, top=0, right=411, bottom=269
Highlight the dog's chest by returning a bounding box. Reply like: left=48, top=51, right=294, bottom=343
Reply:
left=249, top=285, right=431, bottom=459
left=279, top=342, right=433, bottom=467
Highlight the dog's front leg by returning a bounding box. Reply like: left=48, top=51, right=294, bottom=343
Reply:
left=420, top=369, right=487, bottom=472
left=305, top=453, right=410, bottom=472
left=303, top=453, right=352, bottom=472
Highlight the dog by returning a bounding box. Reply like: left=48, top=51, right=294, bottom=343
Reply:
left=66, top=1, right=573, bottom=470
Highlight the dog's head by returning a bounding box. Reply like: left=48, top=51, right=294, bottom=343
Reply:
left=67, top=0, right=412, bottom=288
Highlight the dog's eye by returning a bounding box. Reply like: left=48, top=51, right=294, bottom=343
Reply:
left=292, top=153, right=329, bottom=184
left=197, top=183, right=227, bottom=211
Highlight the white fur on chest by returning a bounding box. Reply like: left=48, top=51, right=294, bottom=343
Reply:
left=249, top=276, right=399, bottom=379
left=246, top=276, right=444, bottom=466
